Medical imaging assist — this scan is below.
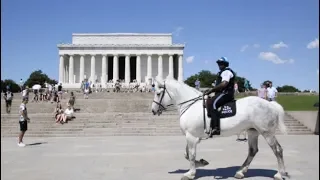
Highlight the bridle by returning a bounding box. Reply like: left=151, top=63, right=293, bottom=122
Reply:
left=152, top=81, right=202, bottom=116
left=152, top=82, right=174, bottom=114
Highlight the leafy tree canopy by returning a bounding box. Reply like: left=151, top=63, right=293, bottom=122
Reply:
left=276, top=85, right=300, bottom=92
left=24, top=70, right=58, bottom=88
left=184, top=70, right=253, bottom=92
left=1, top=79, right=20, bottom=93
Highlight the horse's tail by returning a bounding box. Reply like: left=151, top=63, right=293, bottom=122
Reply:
left=270, top=101, right=287, bottom=135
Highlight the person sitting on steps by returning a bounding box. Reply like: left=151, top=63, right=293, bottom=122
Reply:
left=204, top=57, right=235, bottom=137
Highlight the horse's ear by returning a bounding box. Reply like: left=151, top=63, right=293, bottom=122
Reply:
left=154, top=77, right=164, bottom=87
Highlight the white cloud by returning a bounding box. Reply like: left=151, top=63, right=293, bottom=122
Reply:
left=307, top=38, right=319, bottom=49
left=185, top=56, right=194, bottom=63
left=240, top=44, right=260, bottom=52
left=253, top=44, right=260, bottom=48
left=270, top=41, right=288, bottom=49
left=258, top=52, right=294, bottom=64
left=240, top=45, right=249, bottom=52
left=172, top=27, right=184, bottom=37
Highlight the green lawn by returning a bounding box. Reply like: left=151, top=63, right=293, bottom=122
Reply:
left=236, top=95, right=319, bottom=111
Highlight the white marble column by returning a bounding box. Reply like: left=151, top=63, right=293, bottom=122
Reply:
left=65, top=65, right=68, bottom=83
left=101, top=54, right=107, bottom=84
left=125, top=55, right=130, bottom=84
left=168, top=54, right=174, bottom=79
left=147, top=55, right=152, bottom=78
left=113, top=55, right=119, bottom=82
left=136, top=54, right=141, bottom=83
left=157, top=54, right=163, bottom=80
left=79, top=55, right=85, bottom=83
left=59, top=55, right=64, bottom=83
left=69, top=55, right=74, bottom=84
left=90, top=55, right=96, bottom=83
left=178, top=54, right=184, bottom=82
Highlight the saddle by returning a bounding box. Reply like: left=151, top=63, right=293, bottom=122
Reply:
left=205, top=97, right=237, bottom=118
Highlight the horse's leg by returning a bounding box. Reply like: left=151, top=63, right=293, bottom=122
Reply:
left=262, top=133, right=288, bottom=180
left=234, top=128, right=259, bottom=179
left=181, top=133, right=199, bottom=180
left=184, top=143, right=209, bottom=168
left=184, top=144, right=189, bottom=160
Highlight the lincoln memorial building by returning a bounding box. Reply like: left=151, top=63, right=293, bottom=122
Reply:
left=57, top=33, right=185, bottom=88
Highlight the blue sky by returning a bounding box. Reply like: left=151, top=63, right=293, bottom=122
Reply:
left=2, top=0, right=319, bottom=90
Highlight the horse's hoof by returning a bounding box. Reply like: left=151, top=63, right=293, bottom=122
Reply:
left=282, top=172, right=290, bottom=178
left=234, top=171, right=245, bottom=179
left=181, top=176, right=193, bottom=180
left=199, top=159, right=209, bottom=166
left=274, top=172, right=283, bottom=180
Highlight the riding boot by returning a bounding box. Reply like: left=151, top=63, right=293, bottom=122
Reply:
left=209, top=110, right=220, bottom=137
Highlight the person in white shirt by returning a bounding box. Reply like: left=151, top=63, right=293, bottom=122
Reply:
left=22, top=86, right=29, bottom=101
left=204, top=57, right=236, bottom=136
left=267, top=82, right=278, bottom=101
left=18, top=98, right=30, bottom=147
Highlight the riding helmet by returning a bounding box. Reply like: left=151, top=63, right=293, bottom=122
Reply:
left=216, top=57, right=229, bottom=67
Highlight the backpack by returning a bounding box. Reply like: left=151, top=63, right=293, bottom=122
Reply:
left=6, top=92, right=13, bottom=100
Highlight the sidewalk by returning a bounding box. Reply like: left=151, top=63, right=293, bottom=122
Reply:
left=1, top=135, right=319, bottom=180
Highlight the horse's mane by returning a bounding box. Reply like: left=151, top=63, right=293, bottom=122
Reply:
left=164, top=78, right=203, bottom=97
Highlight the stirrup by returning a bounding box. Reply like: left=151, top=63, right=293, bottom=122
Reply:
left=208, top=128, right=220, bottom=136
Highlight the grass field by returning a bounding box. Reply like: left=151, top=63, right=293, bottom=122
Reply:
left=236, top=94, right=319, bottom=111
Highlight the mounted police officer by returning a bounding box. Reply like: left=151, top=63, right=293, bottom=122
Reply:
left=204, top=57, right=236, bottom=136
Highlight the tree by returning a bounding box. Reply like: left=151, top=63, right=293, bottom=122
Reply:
left=1, top=79, right=20, bottom=93
left=24, top=70, right=58, bottom=88
left=234, top=77, right=253, bottom=92
left=184, top=70, right=217, bottom=88
left=184, top=70, right=253, bottom=92
left=276, top=85, right=300, bottom=92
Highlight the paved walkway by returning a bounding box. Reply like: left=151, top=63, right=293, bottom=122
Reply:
left=1, top=135, right=319, bottom=180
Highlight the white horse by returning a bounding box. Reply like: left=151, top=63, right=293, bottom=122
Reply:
left=151, top=78, right=289, bottom=180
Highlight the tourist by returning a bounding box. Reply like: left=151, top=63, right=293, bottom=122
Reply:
left=68, top=91, right=76, bottom=110
left=244, top=79, right=249, bottom=92
left=267, top=82, right=278, bottom=101
left=195, top=79, right=200, bottom=90
left=84, top=80, right=90, bottom=99
left=257, top=84, right=267, bottom=99
left=54, top=103, right=64, bottom=124
left=18, top=98, right=30, bottom=147
left=39, top=88, right=44, bottom=102
left=114, top=80, right=121, bottom=92
left=64, top=102, right=74, bottom=123
left=3, top=86, right=13, bottom=114
left=80, top=80, right=85, bottom=92
left=234, top=82, right=239, bottom=94
left=54, top=87, right=61, bottom=103
left=32, top=88, right=39, bottom=102
left=58, top=83, right=63, bottom=100
left=151, top=84, right=155, bottom=92
left=22, top=86, right=29, bottom=101
left=47, top=83, right=53, bottom=101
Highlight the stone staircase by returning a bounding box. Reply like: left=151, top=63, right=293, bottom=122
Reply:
left=0, top=92, right=313, bottom=137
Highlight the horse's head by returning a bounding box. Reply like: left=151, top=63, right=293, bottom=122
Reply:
left=151, top=78, right=174, bottom=116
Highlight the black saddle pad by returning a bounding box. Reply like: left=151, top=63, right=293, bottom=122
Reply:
left=219, top=100, right=237, bottom=118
